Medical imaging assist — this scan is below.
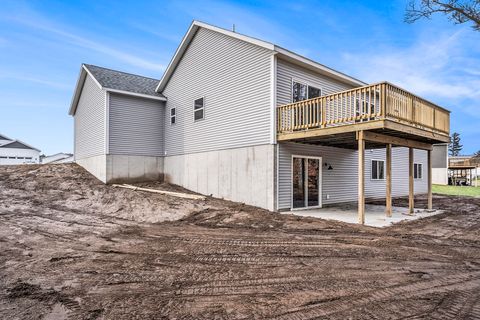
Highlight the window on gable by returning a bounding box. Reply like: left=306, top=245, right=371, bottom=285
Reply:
left=414, top=163, right=423, bottom=179
left=293, top=81, right=321, bottom=102
left=371, top=160, right=385, bottom=180
left=194, top=97, right=204, bottom=121
left=170, top=108, right=176, bottom=125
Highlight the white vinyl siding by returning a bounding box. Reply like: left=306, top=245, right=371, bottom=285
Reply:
left=74, top=75, right=105, bottom=159
left=108, top=93, right=165, bottom=156
left=278, top=142, right=428, bottom=209
left=276, top=58, right=355, bottom=106
left=162, top=27, right=272, bottom=156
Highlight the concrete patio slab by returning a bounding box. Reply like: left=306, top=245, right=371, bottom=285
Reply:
left=287, top=204, right=443, bottom=227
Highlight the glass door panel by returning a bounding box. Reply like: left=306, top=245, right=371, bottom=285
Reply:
left=292, top=157, right=306, bottom=208
left=292, top=157, right=321, bottom=209
left=307, top=159, right=320, bottom=207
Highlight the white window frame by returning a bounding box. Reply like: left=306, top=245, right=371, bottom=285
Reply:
left=170, top=107, right=176, bottom=125
left=371, top=159, right=385, bottom=180
left=193, top=97, right=205, bottom=122
left=291, top=78, right=322, bottom=103
left=414, top=163, right=423, bottom=179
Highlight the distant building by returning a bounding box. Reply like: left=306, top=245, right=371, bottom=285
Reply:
left=448, top=155, right=479, bottom=186
left=41, top=153, right=74, bottom=164
left=432, top=144, right=448, bottom=185
left=0, top=133, right=41, bottom=165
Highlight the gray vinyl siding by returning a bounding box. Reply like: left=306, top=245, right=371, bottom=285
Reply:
left=74, top=75, right=105, bottom=159
left=432, top=144, right=448, bottom=168
left=108, top=93, right=165, bottom=156
left=278, top=142, right=428, bottom=209
left=276, top=58, right=356, bottom=106
left=162, top=27, right=272, bottom=156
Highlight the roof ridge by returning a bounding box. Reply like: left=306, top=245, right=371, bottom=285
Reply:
left=84, top=64, right=159, bottom=81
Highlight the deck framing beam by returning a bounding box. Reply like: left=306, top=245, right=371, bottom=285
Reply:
left=362, top=131, right=433, bottom=151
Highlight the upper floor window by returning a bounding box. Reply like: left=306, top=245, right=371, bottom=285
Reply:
left=194, top=97, right=204, bottom=121
left=371, top=160, right=385, bottom=180
left=292, top=81, right=321, bottom=102
left=414, top=163, right=423, bottom=179
left=170, top=108, right=176, bottom=125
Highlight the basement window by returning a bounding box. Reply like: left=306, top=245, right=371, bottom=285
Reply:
left=414, top=163, right=423, bottom=179
left=170, top=108, right=176, bottom=125
left=371, top=160, right=385, bottom=180
left=292, top=81, right=321, bottom=102
left=194, top=97, right=204, bottom=121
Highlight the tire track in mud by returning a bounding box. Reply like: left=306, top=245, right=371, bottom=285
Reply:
left=174, top=237, right=377, bottom=248
left=94, top=268, right=409, bottom=300
left=402, top=289, right=480, bottom=320
left=269, top=272, right=480, bottom=320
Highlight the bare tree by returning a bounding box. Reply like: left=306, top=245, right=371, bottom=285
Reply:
left=405, top=0, right=480, bottom=31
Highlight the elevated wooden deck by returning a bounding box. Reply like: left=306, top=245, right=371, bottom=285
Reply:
left=277, top=82, right=451, bottom=224
left=449, top=158, right=479, bottom=169
left=277, top=82, right=450, bottom=148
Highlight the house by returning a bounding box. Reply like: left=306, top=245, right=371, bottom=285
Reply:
left=0, top=133, right=41, bottom=165
left=41, top=153, right=74, bottom=164
left=448, top=155, right=479, bottom=186
left=69, top=21, right=450, bottom=224
left=432, top=144, right=448, bottom=185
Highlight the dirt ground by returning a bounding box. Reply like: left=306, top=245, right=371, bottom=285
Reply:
left=1, top=164, right=480, bottom=319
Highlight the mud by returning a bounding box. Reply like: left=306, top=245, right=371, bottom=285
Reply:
left=1, top=164, right=479, bottom=319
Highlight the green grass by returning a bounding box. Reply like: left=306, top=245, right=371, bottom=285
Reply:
left=432, top=184, right=480, bottom=197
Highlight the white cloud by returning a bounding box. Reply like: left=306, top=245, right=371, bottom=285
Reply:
left=0, top=74, right=70, bottom=90
left=4, top=10, right=165, bottom=72
left=341, top=28, right=480, bottom=102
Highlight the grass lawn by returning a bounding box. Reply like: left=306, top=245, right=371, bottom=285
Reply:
left=432, top=184, right=480, bottom=197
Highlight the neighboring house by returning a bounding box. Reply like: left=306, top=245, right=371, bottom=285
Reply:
left=0, top=133, right=41, bottom=165
left=448, top=155, right=479, bottom=186
left=432, top=144, right=448, bottom=185
left=69, top=21, right=450, bottom=223
left=41, top=153, right=74, bottom=164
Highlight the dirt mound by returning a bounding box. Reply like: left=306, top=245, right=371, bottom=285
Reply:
left=0, top=163, right=214, bottom=223
left=1, top=164, right=480, bottom=319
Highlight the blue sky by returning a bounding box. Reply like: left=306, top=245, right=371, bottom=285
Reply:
left=1, top=0, right=479, bottom=154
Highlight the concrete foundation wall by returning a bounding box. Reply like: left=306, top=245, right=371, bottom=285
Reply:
left=432, top=168, right=448, bottom=185
left=76, top=154, right=164, bottom=184
left=164, top=144, right=275, bottom=211
left=106, top=154, right=164, bottom=183
left=76, top=155, right=107, bottom=183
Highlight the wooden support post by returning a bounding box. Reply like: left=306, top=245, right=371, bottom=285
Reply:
left=358, top=131, right=365, bottom=224
left=476, top=167, right=478, bottom=187
left=470, top=169, right=473, bottom=186
left=409, top=147, right=414, bottom=215
left=427, top=149, right=432, bottom=210
left=386, top=144, right=392, bottom=217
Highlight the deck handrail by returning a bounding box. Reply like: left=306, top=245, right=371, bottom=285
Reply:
left=449, top=158, right=480, bottom=167
left=277, top=82, right=450, bottom=135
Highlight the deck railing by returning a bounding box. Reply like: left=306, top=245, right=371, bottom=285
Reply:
left=449, top=158, right=479, bottom=168
left=277, top=82, right=450, bottom=135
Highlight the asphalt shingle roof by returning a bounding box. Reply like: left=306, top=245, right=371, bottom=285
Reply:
left=84, top=64, right=164, bottom=98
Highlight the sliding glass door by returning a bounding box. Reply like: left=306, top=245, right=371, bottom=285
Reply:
left=292, top=156, right=321, bottom=209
